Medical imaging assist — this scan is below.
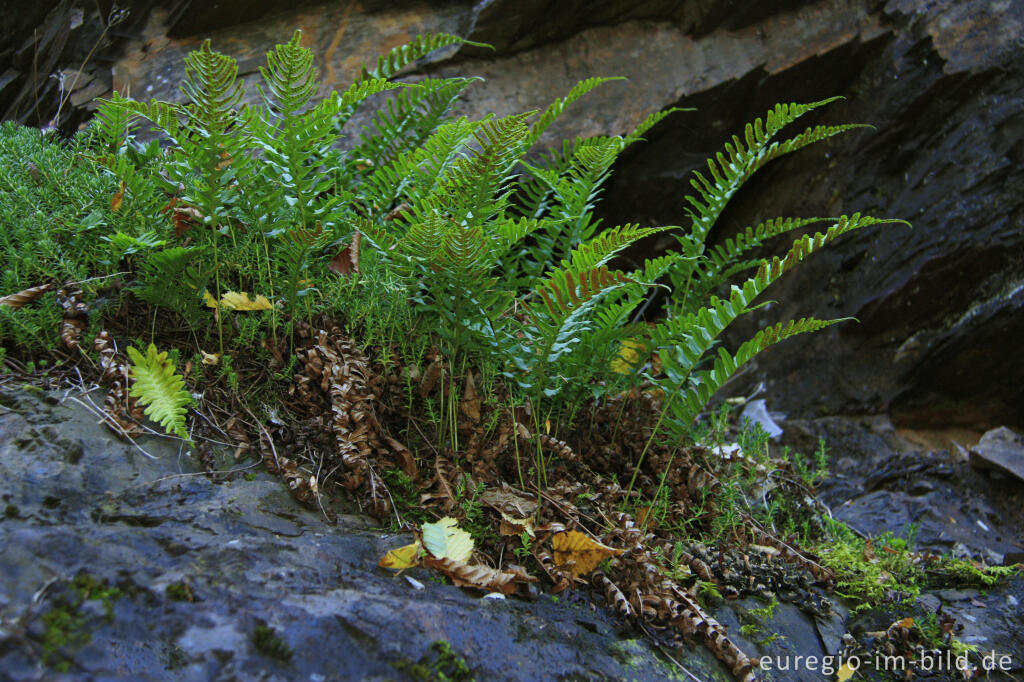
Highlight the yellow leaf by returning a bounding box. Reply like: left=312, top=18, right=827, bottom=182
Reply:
left=378, top=541, right=422, bottom=570
left=200, top=351, right=220, bottom=366
left=422, top=517, right=474, bottom=562
left=610, top=339, right=646, bottom=374
left=895, top=616, right=914, bottom=628
left=498, top=512, right=535, bottom=538
left=203, top=290, right=273, bottom=311
left=836, top=661, right=857, bottom=682
left=110, top=181, right=125, bottom=212
left=551, top=531, right=624, bottom=577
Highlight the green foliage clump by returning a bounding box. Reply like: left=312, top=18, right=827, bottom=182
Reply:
left=2, top=30, right=909, bottom=494
left=818, top=518, right=1022, bottom=612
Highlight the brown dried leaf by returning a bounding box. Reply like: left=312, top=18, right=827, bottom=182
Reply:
left=384, top=202, right=411, bottom=221
left=0, top=284, right=53, bottom=309
left=479, top=483, right=538, bottom=518
left=328, top=230, right=361, bottom=276
left=110, top=181, right=125, bottom=212
left=498, top=512, right=535, bottom=538
left=386, top=435, right=417, bottom=479
left=419, top=354, right=443, bottom=398
left=459, top=372, right=480, bottom=423
left=422, top=556, right=536, bottom=596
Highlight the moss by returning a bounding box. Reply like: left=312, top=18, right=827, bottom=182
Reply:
left=251, top=624, right=293, bottom=662
left=165, top=581, right=195, bottom=602
left=818, top=520, right=1022, bottom=614
left=39, top=574, right=122, bottom=672
left=393, top=640, right=473, bottom=682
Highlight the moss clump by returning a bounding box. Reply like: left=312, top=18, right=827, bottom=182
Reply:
left=165, top=581, right=195, bottom=602
left=251, top=624, right=293, bottom=662
left=39, top=574, right=122, bottom=672
left=393, top=640, right=473, bottom=682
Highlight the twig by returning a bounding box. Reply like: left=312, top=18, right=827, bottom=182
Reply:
left=637, top=621, right=706, bottom=682
left=65, top=393, right=158, bottom=460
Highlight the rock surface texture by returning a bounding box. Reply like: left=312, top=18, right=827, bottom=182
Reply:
left=3, top=0, right=1021, bottom=428
left=2, top=385, right=1023, bottom=680
left=0, top=385, right=690, bottom=680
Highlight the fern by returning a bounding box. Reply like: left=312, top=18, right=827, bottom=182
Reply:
left=127, top=343, right=193, bottom=441
left=360, top=34, right=489, bottom=81
left=664, top=317, right=844, bottom=430
left=649, top=214, right=907, bottom=427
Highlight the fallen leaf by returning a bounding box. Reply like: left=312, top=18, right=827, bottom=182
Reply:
left=551, top=531, right=624, bottom=577
left=610, top=338, right=646, bottom=374
left=460, top=372, right=480, bottom=423
left=895, top=617, right=914, bottom=628
left=110, top=181, right=125, bottom=212
left=498, top=511, right=535, bottom=538
left=378, top=541, right=422, bottom=570
left=0, top=283, right=53, bottom=309
left=479, top=484, right=538, bottom=518
left=422, top=556, right=536, bottom=596
left=203, top=290, right=273, bottom=311
left=422, top=517, right=474, bottom=562
left=200, top=351, right=220, bottom=366
left=385, top=436, right=417, bottom=479
left=328, top=230, right=361, bottom=276
left=836, top=661, right=857, bottom=682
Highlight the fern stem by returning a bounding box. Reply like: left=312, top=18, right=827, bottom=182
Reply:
left=623, top=391, right=676, bottom=505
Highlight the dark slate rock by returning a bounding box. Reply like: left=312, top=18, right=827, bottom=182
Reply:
left=970, top=427, right=1024, bottom=484
left=0, top=384, right=698, bottom=681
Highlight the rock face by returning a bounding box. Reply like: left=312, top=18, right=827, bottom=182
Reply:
left=4, top=0, right=1021, bottom=427
left=2, top=386, right=1023, bottom=680
left=0, top=384, right=689, bottom=680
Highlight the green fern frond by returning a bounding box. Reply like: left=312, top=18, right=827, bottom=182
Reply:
left=181, top=40, right=244, bottom=132
left=668, top=317, right=844, bottom=428
left=654, top=213, right=904, bottom=386
left=105, top=97, right=182, bottom=142
left=127, top=343, right=193, bottom=441
left=355, top=77, right=475, bottom=169
left=561, top=223, right=670, bottom=273
left=623, top=106, right=692, bottom=145
left=361, top=34, right=490, bottom=81
left=90, top=95, right=137, bottom=155
left=259, top=30, right=317, bottom=117
left=527, top=77, right=624, bottom=147
left=683, top=97, right=865, bottom=243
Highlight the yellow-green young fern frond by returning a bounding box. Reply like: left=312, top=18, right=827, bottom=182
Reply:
left=127, top=343, right=193, bottom=441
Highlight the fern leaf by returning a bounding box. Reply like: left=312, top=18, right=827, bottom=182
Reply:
left=669, top=317, right=844, bottom=428
left=623, top=106, right=692, bottom=145
left=127, top=343, right=193, bottom=441
left=259, top=30, right=317, bottom=117
left=654, top=214, right=906, bottom=384
left=361, top=34, right=490, bottom=81
left=528, top=77, right=624, bottom=147
left=683, top=97, right=867, bottom=244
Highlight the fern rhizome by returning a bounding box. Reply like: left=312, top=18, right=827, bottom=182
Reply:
left=2, top=30, right=964, bottom=681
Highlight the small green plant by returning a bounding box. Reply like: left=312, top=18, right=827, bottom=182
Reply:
left=250, top=623, right=293, bottom=662
left=394, top=640, right=473, bottom=682
left=126, top=342, right=193, bottom=440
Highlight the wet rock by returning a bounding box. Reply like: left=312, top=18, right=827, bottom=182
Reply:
left=782, top=416, right=1024, bottom=560
left=970, top=427, right=1024, bottom=484
left=0, top=384, right=695, bottom=680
